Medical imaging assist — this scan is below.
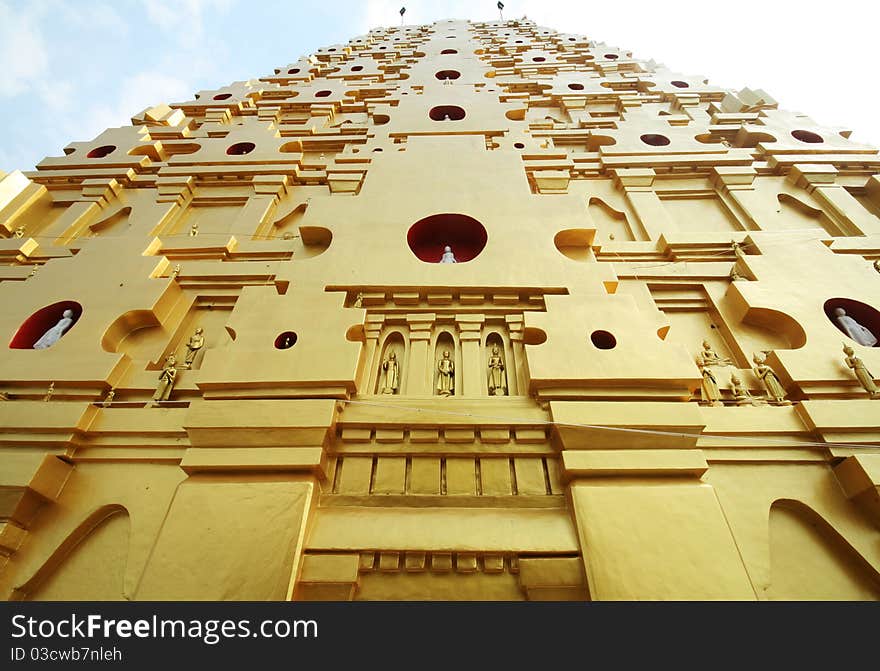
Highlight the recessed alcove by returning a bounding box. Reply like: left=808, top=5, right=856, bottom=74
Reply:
left=429, top=105, right=466, bottom=121
left=315, top=90, right=332, bottom=98
left=435, top=70, right=461, bottom=80
left=87, top=145, right=116, bottom=159
left=554, top=229, right=595, bottom=261
left=287, top=68, right=301, bottom=74
left=824, top=298, right=880, bottom=346
left=213, top=93, right=232, bottom=100
left=10, top=301, right=82, bottom=349
left=226, top=142, right=255, bottom=156
left=670, top=81, right=689, bottom=88
left=640, top=134, right=670, bottom=147
left=567, top=83, right=584, bottom=90
left=407, top=214, right=487, bottom=263
left=590, top=330, right=617, bottom=349
left=791, top=129, right=823, bottom=144
left=275, top=332, right=298, bottom=349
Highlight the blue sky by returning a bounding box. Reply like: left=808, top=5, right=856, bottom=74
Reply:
left=2, top=0, right=878, bottom=172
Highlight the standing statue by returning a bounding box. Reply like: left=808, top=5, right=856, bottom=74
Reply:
left=440, top=245, right=457, bottom=264
left=184, top=328, right=205, bottom=368
left=14, top=226, right=24, bottom=238
left=730, top=265, right=746, bottom=282
left=151, top=354, right=178, bottom=406
left=699, top=339, right=732, bottom=367
left=752, top=352, right=791, bottom=405
left=33, top=309, right=76, bottom=349
left=381, top=351, right=400, bottom=394
left=843, top=345, right=880, bottom=399
left=44, top=382, right=55, bottom=402
left=170, top=264, right=181, bottom=280
left=189, top=222, right=199, bottom=237
left=354, top=292, right=364, bottom=308
left=101, top=389, right=116, bottom=408
left=730, top=374, right=766, bottom=406
left=436, top=350, right=455, bottom=396
left=698, top=361, right=723, bottom=406
left=487, top=345, right=507, bottom=396
left=833, top=308, right=877, bottom=347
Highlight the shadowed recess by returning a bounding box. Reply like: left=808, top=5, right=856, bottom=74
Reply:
left=407, top=213, right=487, bottom=263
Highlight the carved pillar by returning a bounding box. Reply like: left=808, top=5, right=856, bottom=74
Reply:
left=612, top=168, right=674, bottom=240
left=788, top=164, right=880, bottom=236
left=406, top=313, right=435, bottom=395
left=456, top=314, right=485, bottom=396
left=362, top=314, right=384, bottom=394
left=506, top=314, right=525, bottom=395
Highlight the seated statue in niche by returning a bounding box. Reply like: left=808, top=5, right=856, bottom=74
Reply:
left=150, top=354, right=178, bottom=406
left=33, top=309, right=76, bottom=349
left=833, top=307, right=877, bottom=347
left=699, top=339, right=732, bottom=368
left=697, top=361, right=723, bottom=406
left=381, top=351, right=400, bottom=394
left=752, top=352, right=791, bottom=405
left=183, top=328, right=205, bottom=368
left=843, top=344, right=880, bottom=399
left=436, top=350, right=455, bottom=396
left=487, top=345, right=507, bottom=396
left=730, top=374, right=766, bottom=406
left=440, top=245, right=457, bottom=263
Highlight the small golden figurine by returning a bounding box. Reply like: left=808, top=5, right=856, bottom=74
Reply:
left=354, top=292, right=364, bottom=309
left=44, top=382, right=55, bottom=402
left=101, top=389, right=116, bottom=408
left=436, top=350, right=455, bottom=396
left=170, top=264, right=181, bottom=280
left=151, top=354, right=178, bottom=406
left=730, top=374, right=766, bottom=406
left=184, top=328, right=205, bottom=368
left=843, top=345, right=880, bottom=399
left=698, top=361, right=723, bottom=406
left=189, top=222, right=199, bottom=237
left=381, top=352, right=400, bottom=394
left=700, top=340, right=732, bottom=367
left=13, top=226, right=25, bottom=238
left=752, top=352, right=791, bottom=405
left=487, top=346, right=507, bottom=396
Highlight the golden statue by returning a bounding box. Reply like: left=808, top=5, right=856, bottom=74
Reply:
left=843, top=345, right=880, bottom=399
left=189, top=222, right=199, bottom=237
left=381, top=351, right=400, bottom=394
left=101, top=389, right=116, bottom=408
left=354, top=292, right=364, bottom=308
left=184, top=327, right=205, bottom=368
left=700, top=339, right=732, bottom=367
left=170, top=264, right=181, bottom=280
left=13, top=226, right=25, bottom=238
left=698, top=361, right=723, bottom=406
left=44, top=382, right=55, bottom=402
left=436, top=350, right=454, bottom=396
left=752, top=352, right=790, bottom=405
left=730, top=374, right=766, bottom=406
left=487, top=345, right=507, bottom=396
left=151, top=354, right=178, bottom=406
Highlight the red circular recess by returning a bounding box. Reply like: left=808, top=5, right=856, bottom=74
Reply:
left=568, top=83, right=584, bottom=90
left=287, top=68, right=300, bottom=74
left=274, top=331, right=298, bottom=349
left=435, top=70, right=461, bottom=80
left=441, top=49, right=457, bottom=54
left=604, top=53, right=619, bottom=59
left=590, top=330, right=617, bottom=350
left=823, top=298, right=880, bottom=346
left=87, top=145, right=116, bottom=158
left=226, top=142, right=255, bottom=155
left=10, top=301, right=82, bottom=349
left=213, top=93, right=232, bottom=100
left=351, top=65, right=363, bottom=71
left=429, top=105, right=466, bottom=121
left=514, top=142, right=525, bottom=149
left=532, top=56, right=546, bottom=62
left=407, top=214, right=487, bottom=263
left=641, top=133, right=671, bottom=146
left=315, top=90, right=332, bottom=97
left=791, top=129, right=823, bottom=144
left=671, top=81, right=689, bottom=88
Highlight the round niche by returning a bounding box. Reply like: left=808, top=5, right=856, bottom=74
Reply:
left=641, top=134, right=671, bottom=147
left=590, top=330, right=617, bottom=349
left=670, top=80, right=689, bottom=88
left=435, top=70, right=461, bottom=80
left=791, top=129, right=823, bottom=144
left=824, top=298, right=880, bottom=346
left=568, top=83, right=585, bottom=90
left=287, top=68, right=301, bottom=75
left=429, top=105, right=466, bottom=121
left=441, top=49, right=458, bottom=54
left=87, top=145, right=116, bottom=159
left=213, top=93, right=232, bottom=100
left=315, top=90, right=332, bottom=98
left=274, top=331, right=298, bottom=349
left=10, top=301, right=82, bottom=349
left=407, top=213, right=487, bottom=263
left=227, top=142, right=255, bottom=155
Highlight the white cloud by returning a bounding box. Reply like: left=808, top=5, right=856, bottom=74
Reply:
left=143, top=0, right=233, bottom=38
left=0, top=1, right=50, bottom=97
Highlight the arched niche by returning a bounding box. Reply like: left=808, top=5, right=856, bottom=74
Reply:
left=433, top=331, right=458, bottom=396
left=14, top=505, right=130, bottom=601
left=554, top=229, right=595, bottom=261
left=776, top=194, right=842, bottom=236
left=297, top=226, right=332, bottom=258
left=824, top=298, right=880, bottom=347
left=9, top=301, right=82, bottom=349
left=588, top=197, right=635, bottom=242
left=88, top=206, right=132, bottom=237
left=101, top=309, right=162, bottom=354
left=740, top=307, right=807, bottom=350
left=485, top=332, right=510, bottom=396
left=407, top=213, right=487, bottom=263
left=375, top=331, right=406, bottom=394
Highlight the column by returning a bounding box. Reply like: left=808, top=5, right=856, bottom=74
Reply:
left=506, top=314, right=525, bottom=395
left=406, top=313, right=435, bottom=395
left=710, top=166, right=760, bottom=230
left=789, top=164, right=880, bottom=236
left=230, top=175, right=290, bottom=239
left=612, top=168, right=675, bottom=240
left=361, top=315, right=384, bottom=394
left=456, top=314, right=484, bottom=396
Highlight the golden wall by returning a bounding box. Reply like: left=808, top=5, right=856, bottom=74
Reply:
left=1, top=18, right=879, bottom=601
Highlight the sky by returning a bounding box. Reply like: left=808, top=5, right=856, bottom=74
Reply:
left=1, top=0, right=879, bottom=172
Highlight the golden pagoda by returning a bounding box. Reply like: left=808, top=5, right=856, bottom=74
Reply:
left=1, top=18, right=879, bottom=601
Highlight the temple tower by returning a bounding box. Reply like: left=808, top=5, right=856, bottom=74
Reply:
left=1, top=18, right=879, bottom=600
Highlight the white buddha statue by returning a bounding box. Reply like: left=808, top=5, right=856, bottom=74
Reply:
left=33, top=309, right=75, bottom=349
left=834, top=307, right=877, bottom=347
left=440, top=245, right=457, bottom=263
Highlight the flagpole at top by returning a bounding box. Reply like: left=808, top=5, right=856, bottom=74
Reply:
left=497, top=2, right=504, bottom=21
left=400, top=6, right=406, bottom=26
